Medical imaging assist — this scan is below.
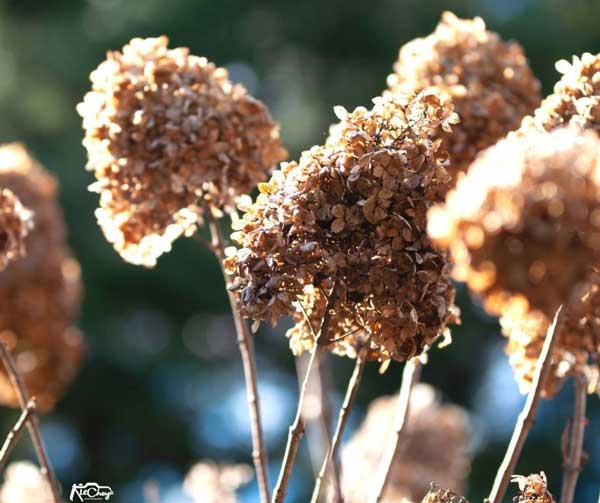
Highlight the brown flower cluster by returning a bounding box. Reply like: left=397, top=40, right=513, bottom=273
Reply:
left=511, top=473, right=555, bottom=503
left=183, top=461, right=252, bottom=503
left=341, top=384, right=471, bottom=502
left=428, top=127, right=600, bottom=394
left=0, top=461, right=52, bottom=503
left=420, top=485, right=469, bottom=503
left=0, top=144, right=83, bottom=412
left=523, top=52, right=600, bottom=134
left=225, top=92, right=459, bottom=362
left=387, top=11, right=540, bottom=185
left=78, top=36, right=287, bottom=267
left=0, top=188, right=33, bottom=271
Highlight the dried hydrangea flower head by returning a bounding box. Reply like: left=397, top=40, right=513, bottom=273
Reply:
left=429, top=126, right=600, bottom=395
left=341, top=384, right=470, bottom=502
left=420, top=484, right=469, bottom=503
left=511, top=473, right=555, bottom=503
left=387, top=11, right=540, bottom=185
left=183, top=461, right=252, bottom=503
left=523, top=52, right=600, bottom=134
left=0, top=144, right=83, bottom=411
left=226, top=91, right=459, bottom=362
left=78, top=36, right=287, bottom=267
left=0, top=461, right=52, bottom=503
left=0, top=189, right=33, bottom=271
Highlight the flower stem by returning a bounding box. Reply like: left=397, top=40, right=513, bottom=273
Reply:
left=205, top=210, right=271, bottom=503
left=487, top=306, right=564, bottom=503
left=311, top=346, right=368, bottom=503
left=0, top=398, right=36, bottom=472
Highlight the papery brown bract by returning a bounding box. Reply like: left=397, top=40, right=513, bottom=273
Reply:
left=226, top=91, right=459, bottom=362
left=387, top=11, right=540, bottom=187
left=0, top=189, right=33, bottom=271
left=78, top=36, right=287, bottom=267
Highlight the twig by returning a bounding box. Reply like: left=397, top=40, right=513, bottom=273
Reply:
left=0, top=398, right=36, bottom=472
left=204, top=209, right=270, bottom=503
left=487, top=306, right=564, bottom=503
left=0, top=342, right=62, bottom=502
left=369, top=357, right=422, bottom=503
left=560, top=373, right=588, bottom=503
left=272, top=285, right=338, bottom=503
left=311, top=346, right=368, bottom=503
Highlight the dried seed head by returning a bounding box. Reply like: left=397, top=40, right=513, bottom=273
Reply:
left=387, top=11, right=540, bottom=187
left=183, top=461, right=252, bottom=503
left=421, top=484, right=469, bottom=503
left=0, top=189, right=33, bottom=271
left=523, top=52, right=600, bottom=134
left=341, top=384, right=470, bottom=502
left=78, top=36, right=287, bottom=267
left=511, top=472, right=555, bottom=503
left=0, top=144, right=83, bottom=412
left=0, top=461, right=52, bottom=503
left=226, top=91, right=459, bottom=362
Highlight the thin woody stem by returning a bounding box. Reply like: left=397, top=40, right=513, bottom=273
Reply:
left=560, top=373, right=588, bottom=503
left=0, top=341, right=62, bottom=502
left=205, top=209, right=270, bottom=503
left=0, top=398, right=36, bottom=473
left=487, top=306, right=564, bottom=503
left=311, top=346, right=368, bottom=503
left=369, top=357, right=422, bottom=503
left=272, top=285, right=338, bottom=503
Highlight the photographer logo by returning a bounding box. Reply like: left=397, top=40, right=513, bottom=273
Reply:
left=69, top=482, right=114, bottom=502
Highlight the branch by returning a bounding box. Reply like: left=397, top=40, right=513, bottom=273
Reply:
left=369, top=357, right=422, bottom=503
left=272, top=285, right=338, bottom=503
left=487, top=305, right=564, bottom=503
left=311, top=346, right=368, bottom=503
left=0, top=398, right=36, bottom=472
left=0, top=342, right=62, bottom=502
left=560, top=372, right=588, bottom=503
left=204, top=209, right=270, bottom=503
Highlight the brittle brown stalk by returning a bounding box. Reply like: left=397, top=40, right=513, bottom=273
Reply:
left=205, top=209, right=270, bottom=503
left=272, top=286, right=338, bottom=503
left=487, top=306, right=564, bottom=503
left=0, top=341, right=62, bottom=502
left=560, top=373, right=588, bottom=503
left=369, top=357, right=422, bottom=503
left=311, top=345, right=368, bottom=503
left=0, top=398, right=36, bottom=472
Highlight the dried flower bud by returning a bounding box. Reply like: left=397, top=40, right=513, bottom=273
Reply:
left=524, top=52, right=600, bottom=134
left=342, top=384, right=470, bottom=502
left=387, top=11, right=540, bottom=186
left=0, top=462, right=52, bottom=503
left=0, top=189, right=33, bottom=271
left=226, top=92, right=459, bottom=362
left=511, top=473, right=555, bottom=503
left=78, top=36, right=287, bottom=267
left=183, top=461, right=252, bottom=503
left=0, top=144, right=83, bottom=412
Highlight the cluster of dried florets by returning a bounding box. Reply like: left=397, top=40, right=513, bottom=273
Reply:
left=225, top=92, right=459, bottom=362
left=0, top=461, right=52, bottom=503
left=341, top=384, right=470, bottom=502
left=0, top=189, right=33, bottom=271
left=183, top=461, right=252, bottom=503
left=0, top=144, right=83, bottom=412
left=387, top=11, right=540, bottom=185
left=78, top=36, right=286, bottom=267
left=419, top=484, right=469, bottom=503
left=523, top=52, right=600, bottom=134
left=428, top=127, right=600, bottom=394
left=511, top=473, right=555, bottom=503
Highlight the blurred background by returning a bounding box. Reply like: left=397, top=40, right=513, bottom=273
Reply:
left=0, top=0, right=599, bottom=501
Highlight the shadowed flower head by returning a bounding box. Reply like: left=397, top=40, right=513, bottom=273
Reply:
left=341, top=384, right=471, bottom=502
left=78, top=36, right=287, bottom=267
left=226, top=91, right=459, bottom=362
left=387, top=11, right=540, bottom=186
left=429, top=127, right=600, bottom=395
left=0, top=461, right=52, bottom=503
left=0, top=144, right=83, bottom=411
left=183, top=461, right=252, bottom=503
left=0, top=189, right=33, bottom=271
